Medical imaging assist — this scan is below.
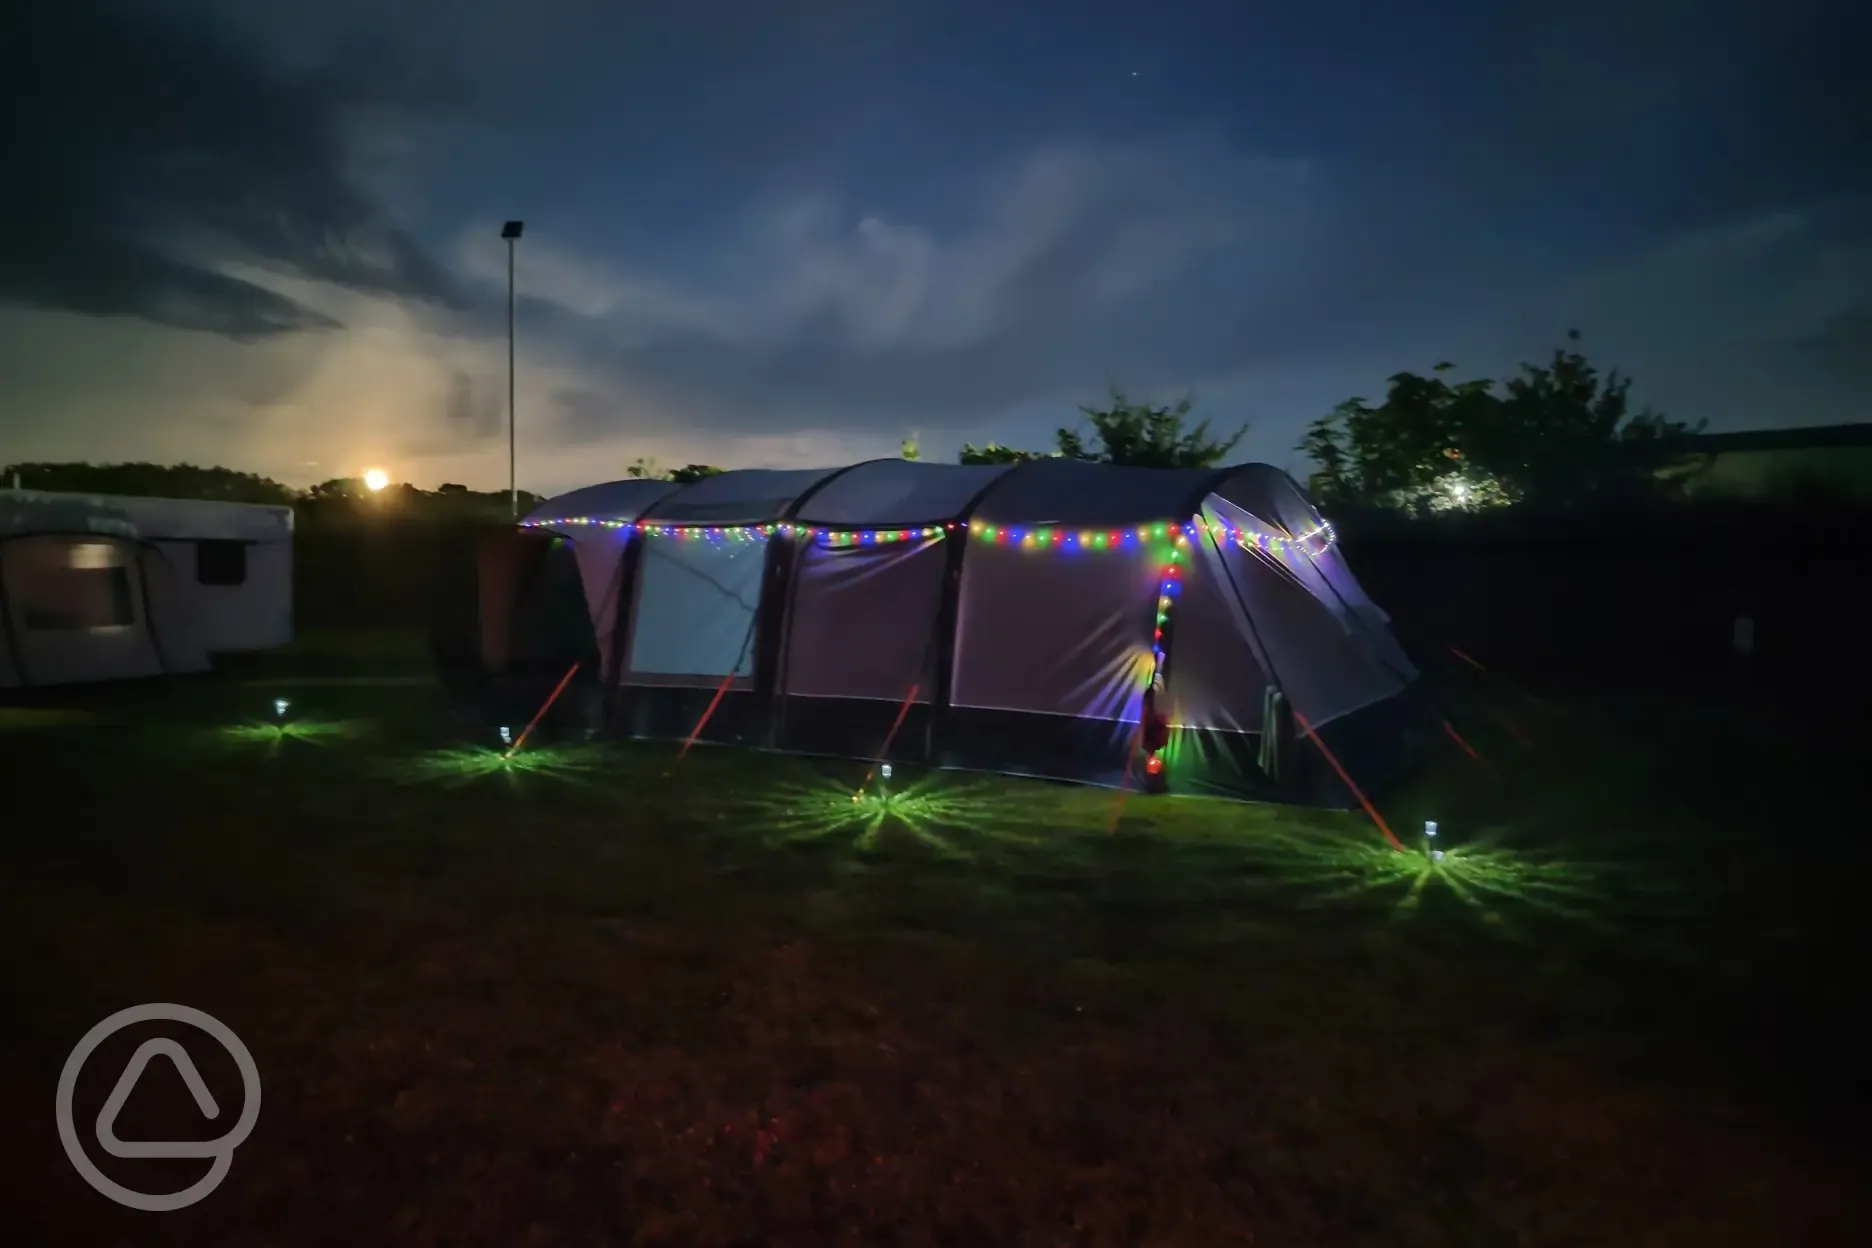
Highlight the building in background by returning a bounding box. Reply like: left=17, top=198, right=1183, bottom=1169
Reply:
left=0, top=489, right=292, bottom=688
left=1678, top=423, right=1872, bottom=502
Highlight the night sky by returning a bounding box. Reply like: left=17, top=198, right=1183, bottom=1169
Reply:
left=4, top=0, right=1867, bottom=495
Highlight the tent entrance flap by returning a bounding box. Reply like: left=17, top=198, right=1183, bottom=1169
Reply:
left=780, top=535, right=945, bottom=702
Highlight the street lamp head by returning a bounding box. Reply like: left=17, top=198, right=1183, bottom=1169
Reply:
left=501, top=220, right=525, bottom=240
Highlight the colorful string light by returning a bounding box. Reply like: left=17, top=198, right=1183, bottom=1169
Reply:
left=519, top=518, right=951, bottom=546
left=519, top=514, right=1337, bottom=554
left=1151, top=536, right=1187, bottom=667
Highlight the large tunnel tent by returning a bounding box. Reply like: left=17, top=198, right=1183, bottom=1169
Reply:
left=500, top=459, right=1432, bottom=807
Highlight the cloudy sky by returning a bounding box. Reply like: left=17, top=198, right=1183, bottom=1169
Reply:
left=2, top=0, right=1867, bottom=495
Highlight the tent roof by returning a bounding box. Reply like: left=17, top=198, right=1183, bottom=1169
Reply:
left=641, top=467, right=845, bottom=525
left=530, top=459, right=1293, bottom=531
left=0, top=489, right=292, bottom=541
left=91, top=493, right=292, bottom=540
left=792, top=461, right=1016, bottom=525
left=525, top=479, right=682, bottom=531
left=973, top=459, right=1237, bottom=527
left=0, top=490, right=139, bottom=540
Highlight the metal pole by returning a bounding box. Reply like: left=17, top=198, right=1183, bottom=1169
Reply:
left=507, top=236, right=517, bottom=518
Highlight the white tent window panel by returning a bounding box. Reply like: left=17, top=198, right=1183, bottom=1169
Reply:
left=951, top=540, right=1162, bottom=720
left=627, top=538, right=767, bottom=682
left=783, top=536, right=946, bottom=702
left=1197, top=516, right=1405, bottom=731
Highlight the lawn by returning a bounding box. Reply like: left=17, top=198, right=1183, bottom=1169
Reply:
left=0, top=638, right=1865, bottom=1245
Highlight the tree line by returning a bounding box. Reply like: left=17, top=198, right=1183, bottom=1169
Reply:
left=4, top=332, right=1703, bottom=519
left=950, top=331, right=1703, bottom=514
left=0, top=462, right=541, bottom=525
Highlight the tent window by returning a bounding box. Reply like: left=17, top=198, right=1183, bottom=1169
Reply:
left=196, top=539, right=247, bottom=586
left=21, top=566, right=136, bottom=631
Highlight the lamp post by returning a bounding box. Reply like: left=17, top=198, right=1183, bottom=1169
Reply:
left=501, top=220, right=525, bottom=517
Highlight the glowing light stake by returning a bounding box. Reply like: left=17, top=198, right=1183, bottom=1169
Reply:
left=273, top=698, right=290, bottom=718
left=1425, top=820, right=1443, bottom=862
left=498, top=725, right=513, bottom=746
left=880, top=763, right=892, bottom=780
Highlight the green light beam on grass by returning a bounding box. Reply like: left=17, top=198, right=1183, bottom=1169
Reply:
left=736, top=776, right=1055, bottom=859
left=389, top=742, right=614, bottom=792
left=207, top=718, right=369, bottom=754
left=1115, top=810, right=1686, bottom=942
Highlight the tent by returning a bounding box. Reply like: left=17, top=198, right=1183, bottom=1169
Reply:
left=486, top=459, right=1433, bottom=806
left=1, top=492, right=214, bottom=688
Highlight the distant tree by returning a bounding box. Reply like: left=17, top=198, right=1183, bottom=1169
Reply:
left=1, top=461, right=297, bottom=505
left=959, top=388, right=1244, bottom=468
left=1301, top=333, right=1702, bottom=513
left=1058, top=388, right=1246, bottom=468
left=1300, top=363, right=1500, bottom=513
left=296, top=477, right=539, bottom=526
left=958, top=442, right=1052, bottom=465
left=1479, top=331, right=1704, bottom=507
left=619, top=458, right=724, bottom=484
left=305, top=477, right=365, bottom=500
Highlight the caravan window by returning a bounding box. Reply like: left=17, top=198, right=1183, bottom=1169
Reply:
left=196, top=539, right=248, bottom=586
left=22, top=565, right=136, bottom=631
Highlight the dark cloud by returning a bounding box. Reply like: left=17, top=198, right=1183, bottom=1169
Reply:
left=0, top=1, right=458, bottom=340
left=390, top=368, right=506, bottom=458
left=1789, top=308, right=1872, bottom=384
left=550, top=387, right=627, bottom=439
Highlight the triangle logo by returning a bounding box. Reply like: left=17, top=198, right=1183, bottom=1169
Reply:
left=94, top=1038, right=225, bottom=1160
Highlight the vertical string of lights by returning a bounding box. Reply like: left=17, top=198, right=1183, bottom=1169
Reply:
left=1139, top=522, right=1195, bottom=791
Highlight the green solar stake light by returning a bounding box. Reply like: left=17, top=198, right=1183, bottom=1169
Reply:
left=273, top=698, right=290, bottom=719
left=1425, top=819, right=1443, bottom=862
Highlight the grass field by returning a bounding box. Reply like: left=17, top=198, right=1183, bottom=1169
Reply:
left=1, top=636, right=1865, bottom=1245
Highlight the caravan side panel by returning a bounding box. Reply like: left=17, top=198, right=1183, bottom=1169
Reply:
left=152, top=535, right=292, bottom=652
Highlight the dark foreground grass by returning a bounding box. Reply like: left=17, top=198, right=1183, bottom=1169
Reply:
left=0, top=662, right=1866, bottom=1245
